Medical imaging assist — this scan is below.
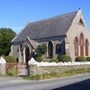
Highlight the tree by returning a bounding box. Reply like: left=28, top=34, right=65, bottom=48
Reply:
left=0, top=28, right=16, bottom=56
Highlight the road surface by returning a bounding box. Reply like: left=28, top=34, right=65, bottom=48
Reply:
left=0, top=74, right=90, bottom=90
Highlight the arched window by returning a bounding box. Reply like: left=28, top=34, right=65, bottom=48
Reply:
left=74, top=37, right=78, bottom=56
left=48, top=41, right=53, bottom=58
left=85, top=39, right=89, bottom=56
left=79, top=18, right=85, bottom=26
left=80, top=33, right=84, bottom=56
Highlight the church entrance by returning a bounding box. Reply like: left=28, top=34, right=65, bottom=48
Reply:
left=25, top=46, right=31, bottom=75
left=25, top=46, right=31, bottom=63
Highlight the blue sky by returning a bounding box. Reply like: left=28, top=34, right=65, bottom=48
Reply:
left=0, top=0, right=90, bottom=33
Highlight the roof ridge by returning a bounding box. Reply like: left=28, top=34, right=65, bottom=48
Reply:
left=29, top=10, right=78, bottom=25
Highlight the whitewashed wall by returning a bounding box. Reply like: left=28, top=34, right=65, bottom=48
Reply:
left=28, top=58, right=90, bottom=66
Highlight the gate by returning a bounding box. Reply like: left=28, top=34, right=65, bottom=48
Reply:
left=6, top=63, right=28, bottom=76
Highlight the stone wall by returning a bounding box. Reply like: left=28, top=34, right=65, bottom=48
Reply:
left=0, top=64, right=6, bottom=75
left=29, top=65, right=90, bottom=75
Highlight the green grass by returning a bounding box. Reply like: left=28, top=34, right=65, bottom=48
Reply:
left=23, top=68, right=90, bottom=80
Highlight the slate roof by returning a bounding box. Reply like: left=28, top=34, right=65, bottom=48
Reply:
left=12, top=10, right=78, bottom=43
left=27, top=36, right=38, bottom=49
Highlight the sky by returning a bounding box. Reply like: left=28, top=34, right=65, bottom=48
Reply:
left=0, top=0, right=90, bottom=33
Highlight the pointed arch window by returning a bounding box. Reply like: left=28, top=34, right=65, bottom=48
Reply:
left=79, top=18, right=85, bottom=26
left=74, top=37, right=78, bottom=56
left=80, top=33, right=84, bottom=56
left=48, top=41, right=53, bottom=58
left=85, top=39, right=89, bottom=56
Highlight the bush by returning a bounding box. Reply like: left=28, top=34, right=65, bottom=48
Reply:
left=86, top=57, right=90, bottom=61
left=50, top=58, right=58, bottom=62
left=57, top=55, right=61, bottom=61
left=57, top=55, right=71, bottom=62
left=35, top=44, right=47, bottom=62
left=36, top=57, right=43, bottom=62
left=36, top=44, right=47, bottom=57
left=3, top=56, right=16, bottom=63
left=75, top=56, right=86, bottom=62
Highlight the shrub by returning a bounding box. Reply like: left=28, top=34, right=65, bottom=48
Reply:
left=36, top=44, right=47, bottom=57
left=3, top=56, right=16, bottom=63
left=35, top=44, right=47, bottom=62
left=50, top=58, right=58, bottom=62
left=57, top=54, right=61, bottom=61
left=75, top=56, right=86, bottom=62
left=86, top=57, right=90, bottom=61
left=36, top=57, right=43, bottom=62
left=57, top=55, right=71, bottom=62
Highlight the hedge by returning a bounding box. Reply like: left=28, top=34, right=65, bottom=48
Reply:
left=57, top=55, right=71, bottom=62
left=86, top=57, right=90, bottom=61
left=36, top=57, right=43, bottom=62
left=3, top=56, right=16, bottom=63
left=75, top=56, right=86, bottom=62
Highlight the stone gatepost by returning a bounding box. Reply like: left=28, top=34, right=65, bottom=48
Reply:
left=0, top=64, right=6, bottom=75
left=0, top=57, right=6, bottom=75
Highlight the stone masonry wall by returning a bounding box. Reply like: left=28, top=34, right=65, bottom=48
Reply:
left=29, top=65, right=90, bottom=75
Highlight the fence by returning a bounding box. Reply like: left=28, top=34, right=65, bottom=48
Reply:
left=6, top=63, right=27, bottom=76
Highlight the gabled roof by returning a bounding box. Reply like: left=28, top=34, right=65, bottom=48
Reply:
left=12, top=10, right=78, bottom=43
left=27, top=36, right=38, bottom=49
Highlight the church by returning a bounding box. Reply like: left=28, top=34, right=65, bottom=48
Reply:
left=10, top=9, right=90, bottom=63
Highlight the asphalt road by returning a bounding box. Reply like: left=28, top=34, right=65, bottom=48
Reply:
left=0, top=74, right=90, bottom=90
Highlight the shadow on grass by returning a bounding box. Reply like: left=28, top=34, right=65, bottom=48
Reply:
left=52, top=79, right=90, bottom=90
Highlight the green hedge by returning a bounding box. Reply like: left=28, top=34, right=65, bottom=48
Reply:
left=86, top=57, right=90, bottom=61
left=36, top=57, right=43, bottom=62
left=57, top=55, right=71, bottom=62
left=75, top=56, right=86, bottom=62
left=51, top=58, right=58, bottom=62
left=3, top=56, right=16, bottom=63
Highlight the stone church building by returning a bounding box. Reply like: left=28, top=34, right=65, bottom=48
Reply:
left=10, top=9, right=90, bottom=63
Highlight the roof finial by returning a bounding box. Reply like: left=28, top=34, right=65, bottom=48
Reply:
left=78, top=8, right=81, bottom=10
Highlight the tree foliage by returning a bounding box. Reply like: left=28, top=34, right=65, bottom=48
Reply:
left=0, top=28, right=16, bottom=56
left=36, top=44, right=47, bottom=57
left=35, top=44, right=47, bottom=62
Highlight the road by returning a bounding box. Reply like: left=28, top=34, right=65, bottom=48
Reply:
left=0, top=74, right=90, bottom=90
